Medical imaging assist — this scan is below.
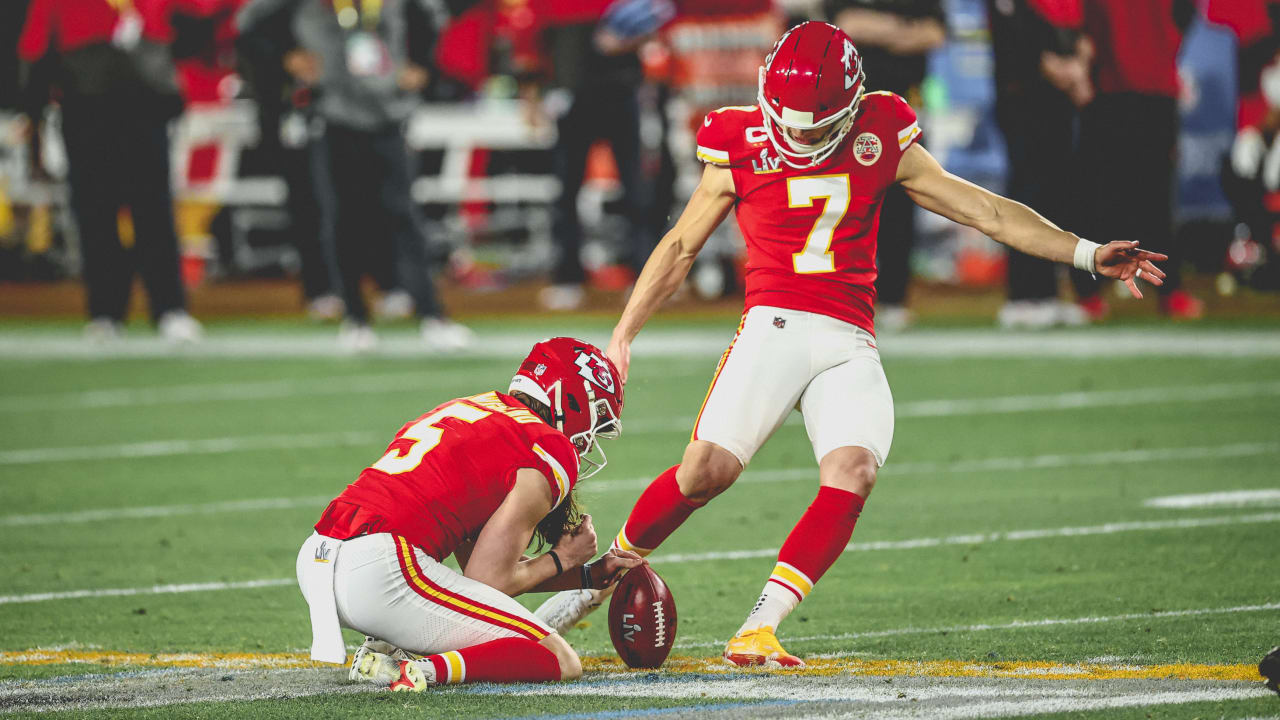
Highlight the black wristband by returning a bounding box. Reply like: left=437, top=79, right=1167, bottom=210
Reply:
left=581, top=561, right=594, bottom=590
left=547, top=550, right=563, bottom=575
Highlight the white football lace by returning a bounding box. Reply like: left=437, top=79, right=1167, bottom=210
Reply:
left=652, top=599, right=667, bottom=648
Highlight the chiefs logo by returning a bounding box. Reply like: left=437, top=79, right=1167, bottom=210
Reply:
left=574, top=352, right=616, bottom=394
left=853, top=132, right=882, bottom=166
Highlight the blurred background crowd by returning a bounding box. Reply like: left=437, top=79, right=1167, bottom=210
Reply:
left=0, top=0, right=1276, bottom=348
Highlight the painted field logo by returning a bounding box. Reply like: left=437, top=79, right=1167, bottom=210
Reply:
left=854, top=132, right=882, bottom=166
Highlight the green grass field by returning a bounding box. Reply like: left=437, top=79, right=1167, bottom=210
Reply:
left=1, top=317, right=1278, bottom=718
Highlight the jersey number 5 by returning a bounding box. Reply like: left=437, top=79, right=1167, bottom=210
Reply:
left=788, top=174, right=850, bottom=274
left=371, top=403, right=490, bottom=474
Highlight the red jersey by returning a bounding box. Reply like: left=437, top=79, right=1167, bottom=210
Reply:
left=313, top=391, right=579, bottom=561
left=1081, top=0, right=1183, bottom=98
left=694, top=92, right=922, bottom=335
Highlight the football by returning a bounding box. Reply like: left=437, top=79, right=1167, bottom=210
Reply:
left=608, top=565, right=677, bottom=669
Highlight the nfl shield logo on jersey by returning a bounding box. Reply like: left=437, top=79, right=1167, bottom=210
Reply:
left=773, top=316, right=786, bottom=329
left=854, top=132, right=882, bottom=166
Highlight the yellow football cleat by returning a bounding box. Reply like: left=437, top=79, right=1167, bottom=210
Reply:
left=723, top=626, right=805, bottom=668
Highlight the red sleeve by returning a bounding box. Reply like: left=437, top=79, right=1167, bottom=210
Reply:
left=530, top=431, right=579, bottom=509
left=873, top=91, right=922, bottom=158
left=1028, top=0, right=1083, bottom=28
left=17, top=0, right=54, bottom=62
left=694, top=107, right=741, bottom=166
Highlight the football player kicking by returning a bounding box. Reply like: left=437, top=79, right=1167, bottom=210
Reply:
left=534, top=21, right=1168, bottom=667
left=296, top=338, right=643, bottom=690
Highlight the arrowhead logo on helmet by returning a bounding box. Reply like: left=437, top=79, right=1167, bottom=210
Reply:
left=758, top=21, right=867, bottom=170
left=510, top=337, right=624, bottom=479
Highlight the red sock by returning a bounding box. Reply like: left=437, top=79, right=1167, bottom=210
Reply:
left=613, top=465, right=704, bottom=554
left=739, top=487, right=864, bottom=633
left=423, top=638, right=561, bottom=684
left=772, top=486, right=864, bottom=599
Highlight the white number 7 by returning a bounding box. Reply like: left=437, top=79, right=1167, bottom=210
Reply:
left=788, top=174, right=850, bottom=274
left=371, top=402, right=490, bottom=475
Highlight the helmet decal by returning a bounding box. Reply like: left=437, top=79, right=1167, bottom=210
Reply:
left=575, top=351, right=617, bottom=395
left=841, top=38, right=858, bottom=90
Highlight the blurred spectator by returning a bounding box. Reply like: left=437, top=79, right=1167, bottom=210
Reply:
left=238, top=0, right=473, bottom=351
left=988, top=0, right=1090, bottom=328
left=234, top=1, right=345, bottom=319
left=827, top=0, right=946, bottom=331
left=530, top=0, right=676, bottom=311
left=18, top=0, right=203, bottom=342
left=1069, top=0, right=1204, bottom=319
left=1212, top=0, right=1280, bottom=291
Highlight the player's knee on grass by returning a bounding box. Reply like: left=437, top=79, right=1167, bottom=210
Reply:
left=540, top=633, right=582, bottom=681
left=818, top=446, right=878, bottom=498
left=676, top=441, right=742, bottom=504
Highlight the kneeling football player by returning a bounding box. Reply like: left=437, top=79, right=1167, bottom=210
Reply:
left=296, top=338, right=643, bottom=690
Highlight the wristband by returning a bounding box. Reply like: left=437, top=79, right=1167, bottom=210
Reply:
left=581, top=561, right=595, bottom=589
left=1073, top=238, right=1101, bottom=274
left=547, top=550, right=563, bottom=575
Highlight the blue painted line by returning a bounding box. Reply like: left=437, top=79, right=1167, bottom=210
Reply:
left=500, top=699, right=802, bottom=720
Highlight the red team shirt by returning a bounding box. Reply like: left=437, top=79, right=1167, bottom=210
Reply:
left=694, top=91, right=922, bottom=335
left=314, top=391, right=580, bottom=561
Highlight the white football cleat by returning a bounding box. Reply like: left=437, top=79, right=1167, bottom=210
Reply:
left=534, top=587, right=611, bottom=635
left=538, top=283, right=585, bottom=311
left=376, top=289, right=414, bottom=320
left=157, top=310, right=203, bottom=343
left=350, top=637, right=421, bottom=685
left=389, top=659, right=437, bottom=692
left=420, top=317, right=474, bottom=352
left=350, top=647, right=401, bottom=685
left=997, top=300, right=1058, bottom=330
left=307, top=294, right=345, bottom=322
left=338, top=321, right=377, bottom=353
left=84, top=317, right=123, bottom=344
left=876, top=304, right=912, bottom=332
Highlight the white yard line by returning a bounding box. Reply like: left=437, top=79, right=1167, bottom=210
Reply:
left=0, top=361, right=707, bottom=413
left=587, top=441, right=1280, bottom=492
left=0, top=578, right=294, bottom=605
left=0, top=430, right=380, bottom=466
left=654, top=512, right=1280, bottom=564
left=672, top=602, right=1280, bottom=649
left=0, top=327, right=1278, bottom=360
left=4, top=442, right=1277, bottom=520
left=4, top=442, right=1276, bottom=522
left=0, top=372, right=438, bottom=412
left=599, top=380, right=1280, bottom=434
left=0, top=496, right=333, bottom=526
left=3, top=514, right=1275, bottom=605
left=3, top=373, right=1277, bottom=464
left=1143, top=489, right=1280, bottom=509
left=494, top=673, right=1270, bottom=720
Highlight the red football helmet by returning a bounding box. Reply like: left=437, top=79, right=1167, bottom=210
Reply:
left=509, top=337, right=624, bottom=479
left=758, top=21, right=867, bottom=169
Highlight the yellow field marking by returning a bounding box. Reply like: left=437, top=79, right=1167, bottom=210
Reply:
left=2, top=650, right=1262, bottom=683
left=0, top=649, right=324, bottom=670
left=580, top=657, right=1264, bottom=682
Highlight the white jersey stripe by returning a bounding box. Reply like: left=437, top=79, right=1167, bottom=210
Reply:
left=897, top=122, right=921, bottom=150
left=696, top=146, right=731, bottom=165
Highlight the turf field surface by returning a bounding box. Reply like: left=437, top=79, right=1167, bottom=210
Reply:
left=0, top=319, right=1277, bottom=718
